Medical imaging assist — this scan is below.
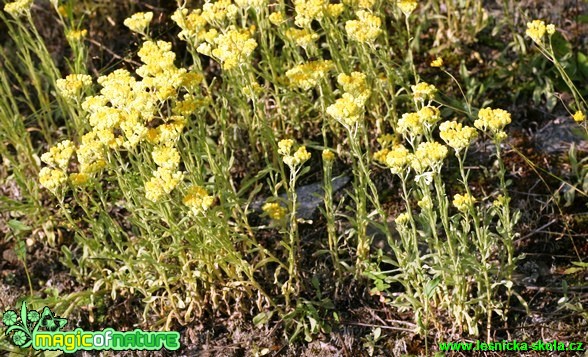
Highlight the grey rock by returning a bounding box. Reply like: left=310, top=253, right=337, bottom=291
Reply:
left=250, top=175, right=350, bottom=220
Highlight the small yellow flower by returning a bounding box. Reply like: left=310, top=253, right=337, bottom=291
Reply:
left=337, top=72, right=371, bottom=106
left=397, top=112, right=423, bottom=136
left=430, top=57, right=443, bottom=68
left=397, top=0, right=417, bottom=16
left=345, top=10, right=382, bottom=43
left=411, top=141, right=448, bottom=173
left=69, top=172, right=90, bottom=186
left=373, top=149, right=390, bottom=164
left=573, top=110, right=585, bottom=123
left=65, top=29, right=87, bottom=42
left=278, top=139, right=294, bottom=156
left=326, top=3, right=344, bottom=17
left=183, top=185, right=214, bottom=214
left=39, top=167, right=67, bottom=193
left=411, top=82, right=437, bottom=101
left=262, top=202, right=287, bottom=220
left=269, top=12, right=285, bottom=25
left=56, top=74, right=93, bottom=100
left=546, top=24, right=556, bottom=35
left=4, top=0, right=32, bottom=17
left=384, top=145, right=411, bottom=175
left=152, top=146, right=181, bottom=169
left=395, top=212, right=410, bottom=226
left=474, top=108, right=512, bottom=134
left=145, top=168, right=183, bottom=202
left=526, top=20, right=546, bottom=44
left=439, top=121, right=478, bottom=152
left=327, top=93, right=363, bottom=127
left=285, top=28, right=320, bottom=49
left=322, top=149, right=335, bottom=162
left=418, top=196, right=433, bottom=210
left=285, top=60, right=334, bottom=90
left=294, top=0, right=328, bottom=27
left=453, top=193, right=476, bottom=212
left=41, top=140, right=75, bottom=170
left=124, top=12, right=154, bottom=34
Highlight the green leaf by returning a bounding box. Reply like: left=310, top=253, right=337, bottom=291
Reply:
left=577, top=52, right=588, bottom=79
left=8, top=219, right=31, bottom=234
left=252, top=311, right=273, bottom=327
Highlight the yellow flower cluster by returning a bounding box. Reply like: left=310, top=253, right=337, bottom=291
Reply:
left=234, top=0, right=267, bottom=9
left=4, top=0, right=32, bottom=17
left=38, top=140, right=76, bottom=192
left=327, top=93, right=362, bottom=127
left=124, top=12, right=153, bottom=34
left=65, top=29, right=88, bottom=43
left=262, top=202, right=287, bottom=220
left=525, top=20, right=555, bottom=44
left=397, top=112, right=423, bottom=136
left=201, top=0, right=238, bottom=24
left=411, top=82, right=437, bottom=101
left=453, top=193, right=476, bottom=212
left=430, top=57, right=443, bottom=68
left=342, top=0, right=375, bottom=9
left=322, top=149, right=335, bottom=162
left=278, top=139, right=311, bottom=167
left=171, top=8, right=209, bottom=43
left=345, top=10, right=382, bottom=43
left=285, top=28, right=320, bottom=49
left=145, top=168, right=184, bottom=202
left=474, top=108, right=511, bottom=135
left=285, top=60, right=334, bottom=90
left=439, top=121, right=478, bottom=152
left=198, top=27, right=257, bottom=70
left=183, top=185, right=215, bottom=215
left=152, top=146, right=181, bottom=169
left=384, top=144, right=411, bottom=174
left=411, top=141, right=448, bottom=173
left=39, top=167, right=67, bottom=194
left=269, top=12, right=285, bottom=25
left=56, top=74, right=92, bottom=100
left=294, top=0, right=328, bottom=27
left=337, top=72, right=371, bottom=106
left=397, top=107, right=439, bottom=137
left=395, top=212, right=410, bottom=226
left=573, top=110, right=585, bottom=123
left=397, top=0, right=417, bottom=16
left=137, top=41, right=188, bottom=101
left=41, top=140, right=75, bottom=170
left=326, top=3, right=344, bottom=18
left=418, top=196, right=433, bottom=210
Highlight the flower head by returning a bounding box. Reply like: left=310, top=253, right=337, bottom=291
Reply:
left=39, top=167, right=67, bottom=193
left=453, top=193, right=476, bottom=212
left=526, top=20, right=547, bottom=44
left=397, top=0, right=417, bottom=16
left=474, top=108, right=511, bottom=134
left=4, top=0, right=32, bottom=17
left=411, top=141, right=448, bottom=173
left=124, top=12, right=153, bottom=34
left=285, top=60, right=334, bottom=90
left=439, top=121, right=478, bottom=152
left=322, top=149, right=335, bottom=162
left=262, top=202, right=287, bottom=220
left=41, top=140, right=75, bottom=170
left=573, top=110, right=585, bottom=123
left=345, top=10, right=382, bottom=43
left=56, top=74, right=93, bottom=100
left=411, top=82, right=437, bottom=101
left=384, top=144, right=411, bottom=175
left=183, top=185, right=214, bottom=214
left=430, top=57, right=443, bottom=67
left=327, top=93, right=362, bottom=127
